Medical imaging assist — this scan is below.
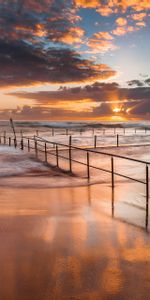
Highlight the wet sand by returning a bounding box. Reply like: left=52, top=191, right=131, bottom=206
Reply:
left=0, top=184, right=149, bottom=300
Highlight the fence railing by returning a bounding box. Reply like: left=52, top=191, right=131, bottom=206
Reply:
left=32, top=127, right=150, bottom=136
left=0, top=133, right=149, bottom=229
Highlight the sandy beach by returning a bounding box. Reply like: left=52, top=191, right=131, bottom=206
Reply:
left=0, top=144, right=150, bottom=300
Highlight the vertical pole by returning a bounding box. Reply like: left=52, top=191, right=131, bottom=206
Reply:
left=9, top=137, right=11, bottom=146
left=14, top=138, right=17, bottom=148
left=111, top=157, right=115, bottom=189
left=36, top=130, right=39, bottom=136
left=94, top=135, right=97, bottom=148
left=20, top=138, right=24, bottom=150
left=117, top=134, right=119, bottom=147
left=28, top=139, right=30, bottom=152
left=146, top=165, right=149, bottom=229
left=69, top=135, right=72, bottom=173
left=45, top=142, right=47, bottom=163
left=80, top=128, right=82, bottom=135
left=4, top=131, right=6, bottom=144
left=35, top=140, right=38, bottom=158
left=87, top=152, right=90, bottom=180
left=56, top=144, right=59, bottom=167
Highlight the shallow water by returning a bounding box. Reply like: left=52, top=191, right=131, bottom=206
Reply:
left=0, top=123, right=150, bottom=299
left=0, top=184, right=149, bottom=300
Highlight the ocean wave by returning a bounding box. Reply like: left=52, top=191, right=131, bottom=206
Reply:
left=1, top=120, right=150, bottom=130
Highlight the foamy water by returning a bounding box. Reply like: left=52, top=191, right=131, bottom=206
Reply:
left=0, top=121, right=150, bottom=226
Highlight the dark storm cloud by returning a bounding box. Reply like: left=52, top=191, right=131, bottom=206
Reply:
left=0, top=0, right=116, bottom=87
left=0, top=0, right=75, bottom=42
left=0, top=40, right=116, bottom=87
left=0, top=103, right=116, bottom=120
left=144, top=78, right=150, bottom=86
left=127, top=80, right=144, bottom=87
left=10, top=82, right=150, bottom=104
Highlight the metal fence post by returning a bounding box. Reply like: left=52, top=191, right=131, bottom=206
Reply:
left=4, top=131, right=6, bottom=144
left=45, top=142, right=47, bottom=162
left=94, top=135, right=97, bottom=148
left=28, top=139, right=30, bottom=152
left=146, top=165, right=149, bottom=229
left=56, top=144, right=59, bottom=167
left=111, top=157, right=115, bottom=189
left=9, top=137, right=11, bottom=146
left=117, top=134, right=119, bottom=147
left=14, top=138, right=17, bottom=148
left=87, top=152, right=90, bottom=180
left=69, top=135, right=72, bottom=172
left=35, top=140, right=38, bottom=157
left=20, top=138, right=24, bottom=150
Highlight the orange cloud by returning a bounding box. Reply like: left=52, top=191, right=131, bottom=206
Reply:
left=35, top=24, right=47, bottom=37
left=75, top=0, right=150, bottom=15
left=88, top=31, right=117, bottom=53
left=88, top=39, right=117, bottom=53
left=96, top=6, right=114, bottom=16
left=75, top=0, right=100, bottom=8
left=112, top=25, right=136, bottom=36
left=131, top=12, right=147, bottom=20
left=94, top=32, right=114, bottom=40
left=57, top=27, right=85, bottom=45
left=116, top=17, right=127, bottom=26
left=136, top=21, right=146, bottom=26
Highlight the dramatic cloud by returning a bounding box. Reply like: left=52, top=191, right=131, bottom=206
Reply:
left=88, top=31, right=117, bottom=53
left=8, top=81, right=150, bottom=106
left=112, top=25, right=136, bottom=36
left=3, top=81, right=150, bottom=119
left=0, top=0, right=150, bottom=120
left=116, top=17, right=127, bottom=26
left=131, top=13, right=147, bottom=21
left=145, top=78, right=150, bottom=85
left=0, top=40, right=116, bottom=87
left=75, top=0, right=150, bottom=14
left=127, top=80, right=144, bottom=87
left=0, top=0, right=80, bottom=44
left=56, top=27, right=85, bottom=45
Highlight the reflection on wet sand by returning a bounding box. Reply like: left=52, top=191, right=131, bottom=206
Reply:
left=0, top=184, right=149, bottom=300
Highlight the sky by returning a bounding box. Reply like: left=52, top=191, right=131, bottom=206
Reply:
left=0, top=0, right=150, bottom=121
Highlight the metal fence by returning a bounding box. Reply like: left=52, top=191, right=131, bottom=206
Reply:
left=0, top=133, right=149, bottom=229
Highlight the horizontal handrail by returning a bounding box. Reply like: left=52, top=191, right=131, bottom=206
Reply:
left=25, top=135, right=150, bottom=166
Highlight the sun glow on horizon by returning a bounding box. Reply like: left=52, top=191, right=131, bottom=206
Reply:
left=113, top=107, right=122, bottom=113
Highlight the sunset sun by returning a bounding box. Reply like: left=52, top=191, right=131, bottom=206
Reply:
left=113, top=107, right=122, bottom=113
